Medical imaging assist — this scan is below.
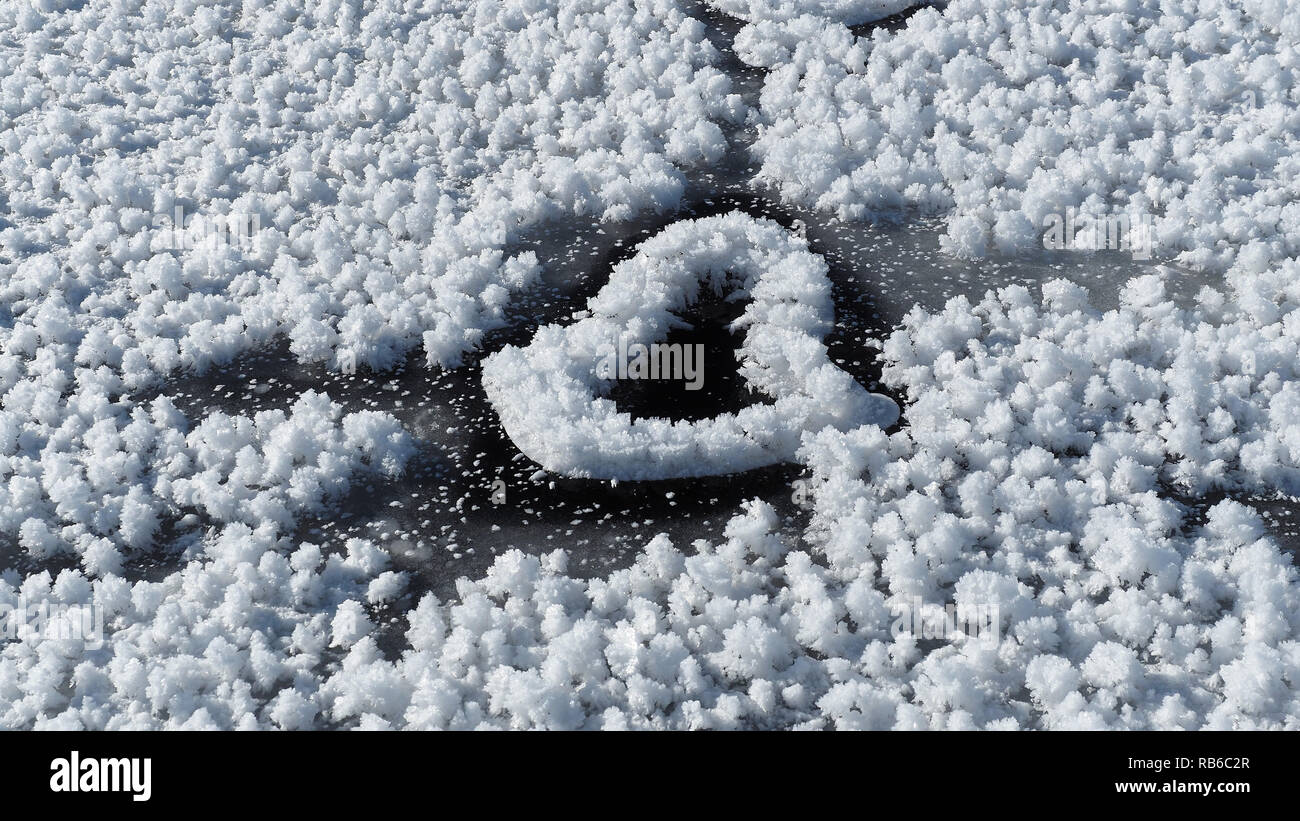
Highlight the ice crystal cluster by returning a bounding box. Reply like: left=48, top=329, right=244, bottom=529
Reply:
left=482, top=212, right=898, bottom=479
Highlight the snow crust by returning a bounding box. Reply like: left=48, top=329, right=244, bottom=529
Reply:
left=482, top=212, right=899, bottom=479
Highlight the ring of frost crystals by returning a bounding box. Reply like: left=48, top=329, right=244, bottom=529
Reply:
left=482, top=211, right=899, bottom=480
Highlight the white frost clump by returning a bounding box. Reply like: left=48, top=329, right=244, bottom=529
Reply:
left=482, top=212, right=898, bottom=479
left=0, top=389, right=411, bottom=575
left=0, top=532, right=400, bottom=730
left=168, top=392, right=414, bottom=532
left=748, top=0, right=1300, bottom=268
left=732, top=13, right=867, bottom=69
left=706, top=0, right=918, bottom=25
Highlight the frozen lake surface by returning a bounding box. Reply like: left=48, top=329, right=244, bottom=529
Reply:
left=120, top=205, right=1292, bottom=617
left=5, top=0, right=1300, bottom=731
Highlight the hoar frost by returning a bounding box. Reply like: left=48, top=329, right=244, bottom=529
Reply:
left=742, top=0, right=1300, bottom=269
left=10, top=268, right=1300, bottom=729
left=3, top=0, right=1300, bottom=731
left=0, top=0, right=739, bottom=374
left=0, top=0, right=739, bottom=727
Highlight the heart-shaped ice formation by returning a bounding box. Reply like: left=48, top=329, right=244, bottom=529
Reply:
left=482, top=211, right=898, bottom=479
